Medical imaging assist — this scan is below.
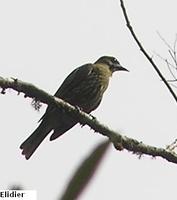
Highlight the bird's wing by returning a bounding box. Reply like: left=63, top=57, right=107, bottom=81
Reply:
left=54, top=63, right=93, bottom=98
left=39, top=63, right=93, bottom=122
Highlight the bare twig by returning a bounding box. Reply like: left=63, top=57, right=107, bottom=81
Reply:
left=173, top=34, right=177, bottom=64
left=119, top=0, right=177, bottom=103
left=156, top=33, right=177, bottom=87
left=154, top=52, right=177, bottom=82
left=1, top=77, right=177, bottom=164
left=166, top=80, right=177, bottom=83
left=166, top=139, right=177, bottom=152
left=170, top=83, right=177, bottom=89
left=157, top=32, right=174, bottom=52
left=169, top=50, right=177, bottom=68
left=154, top=52, right=176, bottom=69
left=157, top=33, right=177, bottom=69
left=165, top=59, right=177, bottom=81
left=154, top=33, right=177, bottom=87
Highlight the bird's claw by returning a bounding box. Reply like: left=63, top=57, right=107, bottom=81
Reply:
left=89, top=114, right=96, bottom=120
left=75, top=105, right=82, bottom=112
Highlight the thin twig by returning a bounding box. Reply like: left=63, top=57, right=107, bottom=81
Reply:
left=170, top=83, right=177, bottom=89
left=156, top=33, right=177, bottom=69
left=154, top=52, right=176, bottom=69
left=166, top=139, right=177, bottom=151
left=166, top=80, right=177, bottom=83
left=173, top=34, right=177, bottom=67
left=157, top=31, right=174, bottom=52
left=165, top=59, right=177, bottom=81
left=155, top=34, right=177, bottom=84
left=169, top=50, right=177, bottom=67
left=119, top=0, right=177, bottom=104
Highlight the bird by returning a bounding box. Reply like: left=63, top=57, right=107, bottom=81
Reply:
left=20, top=56, right=128, bottom=159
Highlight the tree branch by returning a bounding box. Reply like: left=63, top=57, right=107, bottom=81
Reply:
left=119, top=0, right=177, bottom=104
left=0, top=77, right=177, bottom=164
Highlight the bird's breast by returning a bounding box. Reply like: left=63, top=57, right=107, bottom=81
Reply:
left=68, top=65, right=111, bottom=112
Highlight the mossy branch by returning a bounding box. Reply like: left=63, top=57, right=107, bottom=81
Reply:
left=0, top=77, right=177, bottom=164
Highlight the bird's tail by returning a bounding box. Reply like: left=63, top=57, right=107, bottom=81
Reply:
left=20, top=121, right=52, bottom=160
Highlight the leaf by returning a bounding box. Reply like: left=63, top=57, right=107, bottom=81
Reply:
left=59, top=140, right=110, bottom=200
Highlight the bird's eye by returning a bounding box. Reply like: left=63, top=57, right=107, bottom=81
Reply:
left=113, top=57, right=118, bottom=63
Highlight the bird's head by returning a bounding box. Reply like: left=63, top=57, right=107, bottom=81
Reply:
left=95, top=56, right=129, bottom=73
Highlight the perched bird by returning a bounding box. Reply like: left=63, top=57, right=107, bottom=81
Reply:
left=20, top=56, right=128, bottom=159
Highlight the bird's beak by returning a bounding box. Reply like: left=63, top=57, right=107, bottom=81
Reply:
left=114, top=63, right=129, bottom=72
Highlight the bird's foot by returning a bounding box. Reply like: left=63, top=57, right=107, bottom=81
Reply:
left=74, top=106, right=85, bottom=127
left=89, top=113, right=96, bottom=120
left=74, top=105, right=83, bottom=112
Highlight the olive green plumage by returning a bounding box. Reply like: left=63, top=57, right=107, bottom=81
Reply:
left=20, top=56, right=128, bottom=159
